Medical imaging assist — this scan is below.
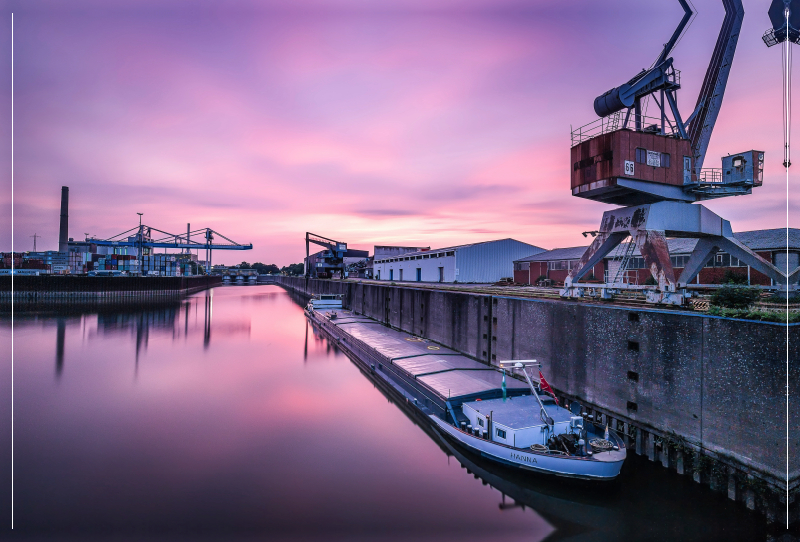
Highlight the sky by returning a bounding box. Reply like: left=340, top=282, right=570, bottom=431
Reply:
left=1, top=0, right=797, bottom=266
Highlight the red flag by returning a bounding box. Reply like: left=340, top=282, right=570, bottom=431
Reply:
left=539, top=370, right=560, bottom=406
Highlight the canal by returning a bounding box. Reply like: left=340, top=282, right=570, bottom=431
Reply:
left=0, top=285, right=771, bottom=540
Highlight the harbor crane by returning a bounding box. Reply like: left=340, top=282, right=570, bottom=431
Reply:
left=305, top=232, right=348, bottom=279
left=88, top=222, right=252, bottom=274
left=563, top=0, right=790, bottom=304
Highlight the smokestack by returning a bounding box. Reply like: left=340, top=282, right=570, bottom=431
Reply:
left=58, top=186, right=69, bottom=253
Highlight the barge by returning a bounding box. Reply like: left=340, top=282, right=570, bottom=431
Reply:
left=305, top=298, right=626, bottom=480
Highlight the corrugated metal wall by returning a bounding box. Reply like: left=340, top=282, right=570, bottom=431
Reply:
left=457, top=239, right=543, bottom=283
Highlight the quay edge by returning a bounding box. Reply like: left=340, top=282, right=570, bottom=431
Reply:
left=265, top=275, right=798, bottom=525
left=0, top=275, right=222, bottom=311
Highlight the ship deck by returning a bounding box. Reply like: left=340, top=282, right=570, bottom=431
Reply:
left=314, top=309, right=528, bottom=404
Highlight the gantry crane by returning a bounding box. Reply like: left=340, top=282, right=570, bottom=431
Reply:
left=87, top=223, right=252, bottom=274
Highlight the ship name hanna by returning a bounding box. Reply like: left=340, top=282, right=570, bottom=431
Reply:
left=511, top=452, right=537, bottom=464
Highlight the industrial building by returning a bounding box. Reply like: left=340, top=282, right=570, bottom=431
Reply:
left=1, top=186, right=251, bottom=276
left=305, top=248, right=369, bottom=279
left=373, top=239, right=544, bottom=283
left=354, top=245, right=431, bottom=279
left=513, top=228, right=799, bottom=286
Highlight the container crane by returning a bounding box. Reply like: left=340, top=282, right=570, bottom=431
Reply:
left=87, top=223, right=252, bottom=274
left=563, top=0, right=789, bottom=304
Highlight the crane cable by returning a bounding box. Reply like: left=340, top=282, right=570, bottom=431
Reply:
left=783, top=6, right=792, bottom=169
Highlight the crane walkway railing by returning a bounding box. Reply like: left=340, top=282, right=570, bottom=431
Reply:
left=571, top=113, right=683, bottom=147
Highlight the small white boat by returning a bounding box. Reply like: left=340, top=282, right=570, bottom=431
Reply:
left=306, top=294, right=343, bottom=310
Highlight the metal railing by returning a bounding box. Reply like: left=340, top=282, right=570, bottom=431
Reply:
left=571, top=113, right=683, bottom=147
left=693, top=168, right=723, bottom=184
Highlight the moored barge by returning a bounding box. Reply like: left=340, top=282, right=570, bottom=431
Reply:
left=305, top=300, right=626, bottom=480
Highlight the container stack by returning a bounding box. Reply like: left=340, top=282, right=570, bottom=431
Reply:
left=139, top=254, right=196, bottom=276
left=83, top=253, right=139, bottom=275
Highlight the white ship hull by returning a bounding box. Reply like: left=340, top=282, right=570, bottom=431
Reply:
left=431, top=415, right=625, bottom=480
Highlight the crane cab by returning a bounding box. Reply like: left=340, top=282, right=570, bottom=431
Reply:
left=571, top=128, right=693, bottom=206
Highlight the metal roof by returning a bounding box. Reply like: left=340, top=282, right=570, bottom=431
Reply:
left=463, top=394, right=573, bottom=429
left=417, top=369, right=528, bottom=400
left=514, top=228, right=800, bottom=263
left=325, top=311, right=529, bottom=401
left=341, top=324, right=460, bottom=360
left=733, top=228, right=800, bottom=251
left=393, top=356, right=492, bottom=377
left=515, top=246, right=588, bottom=262
left=388, top=238, right=544, bottom=259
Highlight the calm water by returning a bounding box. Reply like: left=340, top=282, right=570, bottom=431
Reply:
left=0, top=285, right=772, bottom=540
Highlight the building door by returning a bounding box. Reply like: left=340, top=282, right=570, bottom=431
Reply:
left=416, top=268, right=421, bottom=281
left=376, top=270, right=380, bottom=280
left=399, top=269, right=404, bottom=281
left=389, top=269, right=393, bottom=281
left=438, top=267, right=444, bottom=282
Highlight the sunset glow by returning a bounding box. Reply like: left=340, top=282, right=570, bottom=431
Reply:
left=2, top=0, right=796, bottom=265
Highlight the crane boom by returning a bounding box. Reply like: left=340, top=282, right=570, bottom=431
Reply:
left=687, top=0, right=744, bottom=171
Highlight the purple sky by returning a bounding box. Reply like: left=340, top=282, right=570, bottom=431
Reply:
left=2, top=0, right=796, bottom=265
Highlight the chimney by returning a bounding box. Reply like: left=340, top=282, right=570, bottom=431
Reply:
left=58, top=186, right=69, bottom=253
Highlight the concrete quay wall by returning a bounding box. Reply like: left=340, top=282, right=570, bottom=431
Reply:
left=266, top=276, right=797, bottom=523
left=0, top=275, right=222, bottom=310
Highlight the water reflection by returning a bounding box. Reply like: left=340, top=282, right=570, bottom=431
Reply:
left=306, top=316, right=773, bottom=542
left=55, top=318, right=65, bottom=378
left=45, top=289, right=250, bottom=379
left=4, top=286, right=775, bottom=540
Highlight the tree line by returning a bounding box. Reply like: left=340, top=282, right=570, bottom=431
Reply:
left=234, top=262, right=304, bottom=275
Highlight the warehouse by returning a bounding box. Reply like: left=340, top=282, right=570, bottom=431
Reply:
left=374, top=238, right=544, bottom=283
left=513, top=228, right=799, bottom=286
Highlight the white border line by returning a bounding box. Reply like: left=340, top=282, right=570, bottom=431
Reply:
left=785, top=12, right=791, bottom=529
left=10, top=12, right=14, bottom=531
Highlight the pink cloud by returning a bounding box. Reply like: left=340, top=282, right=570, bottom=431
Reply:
left=4, top=1, right=795, bottom=263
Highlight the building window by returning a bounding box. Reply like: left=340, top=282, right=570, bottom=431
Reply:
left=670, top=255, right=690, bottom=268
left=496, top=428, right=506, bottom=439
left=548, top=260, right=577, bottom=271
left=446, top=251, right=455, bottom=256
left=478, top=418, right=484, bottom=427
left=635, top=148, right=670, bottom=168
